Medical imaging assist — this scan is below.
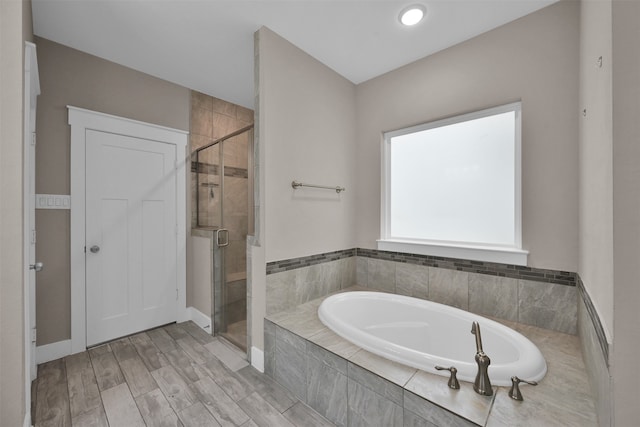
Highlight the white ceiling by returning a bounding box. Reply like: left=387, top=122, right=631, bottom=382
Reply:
left=32, top=0, right=557, bottom=109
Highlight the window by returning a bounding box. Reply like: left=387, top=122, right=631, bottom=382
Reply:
left=380, top=102, right=527, bottom=265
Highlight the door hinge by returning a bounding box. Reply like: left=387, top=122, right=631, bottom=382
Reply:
left=31, top=328, right=36, bottom=343
left=31, top=132, right=36, bottom=146
left=31, top=229, right=36, bottom=245
left=176, top=289, right=179, bottom=300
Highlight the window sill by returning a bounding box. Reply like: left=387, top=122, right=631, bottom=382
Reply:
left=377, top=239, right=528, bottom=266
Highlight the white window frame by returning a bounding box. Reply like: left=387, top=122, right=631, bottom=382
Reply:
left=379, top=102, right=528, bottom=265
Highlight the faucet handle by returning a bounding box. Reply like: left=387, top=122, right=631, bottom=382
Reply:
left=435, top=366, right=460, bottom=390
left=509, top=376, right=538, bottom=401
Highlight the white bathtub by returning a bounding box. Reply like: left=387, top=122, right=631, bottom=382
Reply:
left=318, top=291, right=547, bottom=386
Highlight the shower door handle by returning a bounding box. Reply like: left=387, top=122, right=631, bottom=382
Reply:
left=216, top=228, right=229, bottom=248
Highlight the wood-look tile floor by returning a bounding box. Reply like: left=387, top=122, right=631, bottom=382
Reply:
left=33, top=321, right=335, bottom=427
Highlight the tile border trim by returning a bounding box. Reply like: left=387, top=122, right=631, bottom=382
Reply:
left=577, top=275, right=609, bottom=367
left=266, top=248, right=356, bottom=275
left=267, top=248, right=576, bottom=287
left=191, top=161, right=249, bottom=179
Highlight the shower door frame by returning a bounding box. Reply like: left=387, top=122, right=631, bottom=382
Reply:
left=193, top=124, right=253, bottom=345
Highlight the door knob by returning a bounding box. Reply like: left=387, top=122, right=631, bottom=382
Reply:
left=90, top=245, right=100, bottom=253
left=29, top=262, right=44, bottom=272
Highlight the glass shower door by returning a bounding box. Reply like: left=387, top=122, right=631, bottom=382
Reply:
left=196, top=126, right=251, bottom=352
left=217, top=130, right=250, bottom=351
left=195, top=141, right=226, bottom=337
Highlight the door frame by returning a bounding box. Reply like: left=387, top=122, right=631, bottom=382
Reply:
left=23, top=41, right=40, bottom=427
left=69, top=106, right=188, bottom=354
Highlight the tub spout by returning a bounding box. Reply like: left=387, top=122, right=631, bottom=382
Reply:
left=471, top=321, right=493, bottom=396
left=471, top=321, right=483, bottom=353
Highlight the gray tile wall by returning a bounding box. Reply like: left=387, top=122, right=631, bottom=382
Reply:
left=267, top=248, right=578, bottom=334
left=307, top=344, right=348, bottom=426
left=355, top=249, right=576, bottom=286
left=274, top=327, right=307, bottom=401
left=267, top=249, right=356, bottom=275
left=266, top=257, right=356, bottom=315
left=265, top=320, right=482, bottom=427
left=577, top=282, right=611, bottom=427
left=358, top=257, right=577, bottom=335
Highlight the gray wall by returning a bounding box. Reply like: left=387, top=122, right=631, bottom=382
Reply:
left=260, top=28, right=358, bottom=263
left=252, top=26, right=358, bottom=353
left=34, top=36, right=190, bottom=345
left=579, top=0, right=613, bottom=353
left=255, top=3, right=581, bottom=352
left=611, top=0, right=640, bottom=424
left=578, top=1, right=640, bottom=425
left=1, top=1, right=32, bottom=424
left=578, top=1, right=613, bottom=425
left=355, top=0, right=580, bottom=273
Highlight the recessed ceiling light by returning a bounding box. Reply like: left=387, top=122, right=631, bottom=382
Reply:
left=399, top=5, right=426, bottom=26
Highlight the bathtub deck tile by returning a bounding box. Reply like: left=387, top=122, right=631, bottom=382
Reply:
left=307, top=341, right=348, bottom=375
left=264, top=288, right=597, bottom=427
left=402, top=408, right=439, bottom=427
left=276, top=324, right=307, bottom=353
left=265, top=286, right=364, bottom=330
left=268, top=307, right=325, bottom=340
left=306, top=355, right=348, bottom=426
left=307, top=328, right=360, bottom=361
left=274, top=327, right=308, bottom=402
left=404, top=370, right=493, bottom=426
left=403, top=389, right=479, bottom=427
left=348, top=350, right=417, bottom=389
left=264, top=320, right=276, bottom=378
left=487, top=388, right=597, bottom=427
left=282, top=315, right=326, bottom=340
left=347, top=361, right=404, bottom=406
left=348, top=378, right=403, bottom=427
left=267, top=288, right=366, bottom=341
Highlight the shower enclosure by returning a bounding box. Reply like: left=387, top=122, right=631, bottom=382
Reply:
left=193, top=124, right=253, bottom=351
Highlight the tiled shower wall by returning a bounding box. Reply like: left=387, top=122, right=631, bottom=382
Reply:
left=190, top=91, right=253, bottom=278
left=266, top=249, right=578, bottom=335
left=190, top=92, right=253, bottom=342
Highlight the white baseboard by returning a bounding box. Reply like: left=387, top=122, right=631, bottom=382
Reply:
left=185, top=306, right=212, bottom=333
left=36, top=339, right=71, bottom=364
left=251, top=346, right=264, bottom=372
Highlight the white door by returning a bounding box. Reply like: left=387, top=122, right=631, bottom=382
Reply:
left=85, top=130, right=177, bottom=346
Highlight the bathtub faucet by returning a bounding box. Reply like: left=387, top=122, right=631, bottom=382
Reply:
left=471, top=321, right=493, bottom=396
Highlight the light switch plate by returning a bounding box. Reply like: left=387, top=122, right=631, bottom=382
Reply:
left=36, top=194, right=71, bottom=210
